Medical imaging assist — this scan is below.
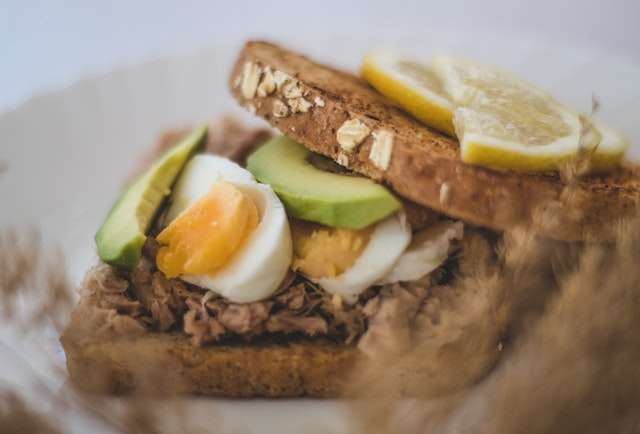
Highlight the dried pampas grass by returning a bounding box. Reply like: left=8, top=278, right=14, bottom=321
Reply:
left=0, top=228, right=210, bottom=434
left=0, top=228, right=73, bottom=331
left=349, top=222, right=640, bottom=434
left=0, top=391, right=61, bottom=434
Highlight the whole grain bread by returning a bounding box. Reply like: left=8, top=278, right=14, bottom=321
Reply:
left=62, top=330, right=356, bottom=398
left=229, top=40, right=640, bottom=241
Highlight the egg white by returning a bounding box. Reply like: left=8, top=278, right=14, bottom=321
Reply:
left=164, top=155, right=255, bottom=224
left=183, top=182, right=292, bottom=303
left=315, top=212, right=411, bottom=303
left=163, top=155, right=292, bottom=303
left=377, top=220, right=463, bottom=285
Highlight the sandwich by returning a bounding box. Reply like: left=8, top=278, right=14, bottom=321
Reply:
left=61, top=41, right=639, bottom=398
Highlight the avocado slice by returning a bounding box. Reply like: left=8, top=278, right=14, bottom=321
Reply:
left=95, top=125, right=207, bottom=269
left=247, top=136, right=401, bottom=229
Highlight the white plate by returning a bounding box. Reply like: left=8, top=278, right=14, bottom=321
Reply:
left=1, top=33, right=639, bottom=433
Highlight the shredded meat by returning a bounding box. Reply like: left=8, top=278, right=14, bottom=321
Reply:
left=96, top=293, right=141, bottom=316
left=266, top=313, right=328, bottom=336
left=83, top=263, right=129, bottom=293
left=75, top=253, right=443, bottom=347
left=277, top=288, right=306, bottom=310
left=218, top=302, right=271, bottom=334
left=76, top=225, right=471, bottom=347
left=275, top=283, right=316, bottom=312
left=178, top=279, right=365, bottom=345
left=150, top=300, right=176, bottom=331
left=65, top=265, right=148, bottom=344
left=128, top=257, right=190, bottom=331
left=183, top=308, right=225, bottom=346
left=78, top=263, right=141, bottom=316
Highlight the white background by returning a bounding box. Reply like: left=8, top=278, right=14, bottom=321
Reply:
left=3, top=0, right=640, bottom=111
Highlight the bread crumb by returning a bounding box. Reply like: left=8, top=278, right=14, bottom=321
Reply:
left=273, top=99, right=290, bottom=117
left=369, top=129, right=394, bottom=170
left=273, top=70, right=291, bottom=90
left=337, top=152, right=349, bottom=167
left=241, top=62, right=261, bottom=99
left=314, top=96, right=325, bottom=107
left=282, top=80, right=303, bottom=99
left=337, top=119, right=370, bottom=152
left=288, top=97, right=313, bottom=113
left=257, top=66, right=276, bottom=97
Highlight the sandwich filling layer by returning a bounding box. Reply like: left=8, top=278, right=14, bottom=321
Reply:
left=75, top=119, right=484, bottom=353
left=75, top=226, right=488, bottom=354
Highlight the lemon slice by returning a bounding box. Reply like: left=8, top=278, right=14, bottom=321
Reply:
left=363, top=52, right=628, bottom=172
left=433, top=56, right=585, bottom=171
left=362, top=51, right=456, bottom=136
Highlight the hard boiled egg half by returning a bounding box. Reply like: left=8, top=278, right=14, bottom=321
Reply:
left=292, top=214, right=463, bottom=304
left=156, top=155, right=292, bottom=303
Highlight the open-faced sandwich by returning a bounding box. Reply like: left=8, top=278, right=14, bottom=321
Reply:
left=61, top=41, right=638, bottom=397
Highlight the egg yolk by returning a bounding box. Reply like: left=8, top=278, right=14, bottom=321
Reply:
left=290, top=219, right=373, bottom=278
left=156, top=181, right=259, bottom=278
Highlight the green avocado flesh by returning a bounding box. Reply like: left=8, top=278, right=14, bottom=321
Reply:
left=247, top=135, right=401, bottom=229
left=95, top=125, right=207, bottom=269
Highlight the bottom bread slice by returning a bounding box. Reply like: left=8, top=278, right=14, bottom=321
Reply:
left=62, top=331, right=358, bottom=398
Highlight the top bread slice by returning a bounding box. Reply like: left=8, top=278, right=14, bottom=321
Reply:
left=229, top=40, right=640, bottom=241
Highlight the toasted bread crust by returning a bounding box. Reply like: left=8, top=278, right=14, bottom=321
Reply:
left=229, top=40, right=640, bottom=240
left=62, top=331, right=357, bottom=398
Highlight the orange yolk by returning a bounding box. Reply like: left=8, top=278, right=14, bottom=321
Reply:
left=156, top=181, right=259, bottom=278
left=290, top=219, right=373, bottom=278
